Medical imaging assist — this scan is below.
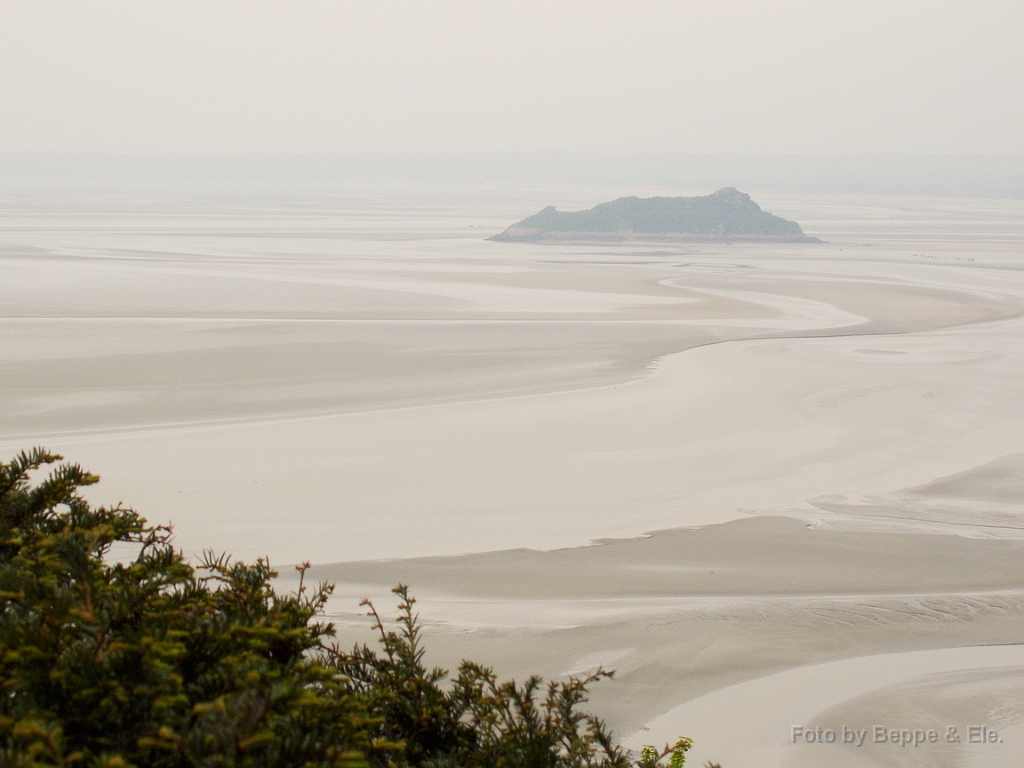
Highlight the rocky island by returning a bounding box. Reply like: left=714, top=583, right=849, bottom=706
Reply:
left=490, top=187, right=820, bottom=243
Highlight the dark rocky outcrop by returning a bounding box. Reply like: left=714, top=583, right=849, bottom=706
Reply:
left=490, top=187, right=820, bottom=243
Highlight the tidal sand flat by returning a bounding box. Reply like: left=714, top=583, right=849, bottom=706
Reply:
left=2, top=184, right=1024, bottom=766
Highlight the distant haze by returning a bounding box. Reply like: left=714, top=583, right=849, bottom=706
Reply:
left=1, top=1, right=1022, bottom=154
left=2, top=153, right=1023, bottom=198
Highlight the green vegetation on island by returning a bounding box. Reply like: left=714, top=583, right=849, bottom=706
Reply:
left=0, top=449, right=707, bottom=768
left=490, top=188, right=818, bottom=243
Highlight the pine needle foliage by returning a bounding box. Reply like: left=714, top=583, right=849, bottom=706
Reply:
left=0, top=449, right=366, bottom=768
left=334, top=585, right=631, bottom=767
left=0, top=450, right=698, bottom=768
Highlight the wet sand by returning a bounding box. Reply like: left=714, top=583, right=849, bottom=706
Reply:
left=3, top=186, right=1024, bottom=766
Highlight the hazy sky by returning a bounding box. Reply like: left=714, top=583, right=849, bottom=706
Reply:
left=2, top=1, right=1022, bottom=154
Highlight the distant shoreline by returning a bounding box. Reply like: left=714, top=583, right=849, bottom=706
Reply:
left=488, top=230, right=823, bottom=244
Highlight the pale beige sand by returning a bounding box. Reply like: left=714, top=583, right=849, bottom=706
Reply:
left=310, top=516, right=1024, bottom=598
left=636, top=645, right=1024, bottom=768
left=4, top=190, right=1024, bottom=765
left=300, top=516, right=1024, bottom=743
left=813, top=452, right=1024, bottom=536
left=17, top=303, right=1024, bottom=566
